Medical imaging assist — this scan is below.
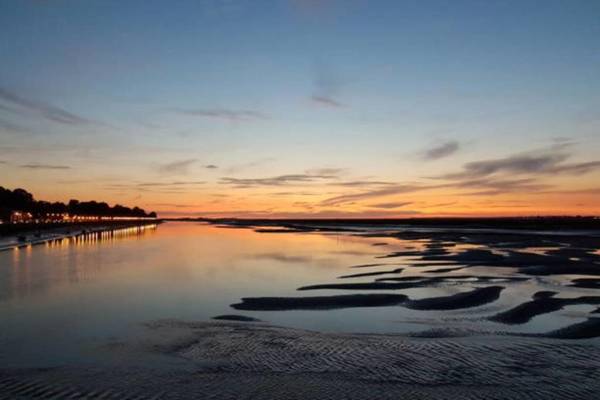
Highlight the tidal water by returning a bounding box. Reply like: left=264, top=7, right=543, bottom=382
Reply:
left=1, top=222, right=598, bottom=369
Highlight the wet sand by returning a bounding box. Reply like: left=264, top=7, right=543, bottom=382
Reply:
left=4, top=219, right=600, bottom=399
left=4, top=320, right=599, bottom=399
left=219, top=219, right=600, bottom=339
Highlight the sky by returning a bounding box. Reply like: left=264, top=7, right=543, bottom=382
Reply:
left=1, top=0, right=600, bottom=218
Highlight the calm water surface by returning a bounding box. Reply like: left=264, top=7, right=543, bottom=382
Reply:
left=0, top=222, right=595, bottom=368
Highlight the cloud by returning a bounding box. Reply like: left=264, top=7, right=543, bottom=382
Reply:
left=437, top=148, right=600, bottom=180
left=543, top=187, right=600, bottom=195
left=320, top=184, right=432, bottom=206
left=0, top=87, right=92, bottom=125
left=419, top=202, right=458, bottom=209
left=454, top=178, right=551, bottom=196
left=172, top=108, right=267, bottom=122
left=158, top=208, right=422, bottom=219
left=20, top=163, right=71, bottom=170
left=135, top=181, right=205, bottom=187
left=421, top=140, right=460, bottom=160
left=225, top=158, right=276, bottom=174
left=220, top=168, right=346, bottom=188
left=220, top=173, right=337, bottom=188
left=221, top=169, right=394, bottom=190
left=442, top=152, right=567, bottom=179
left=204, top=164, right=218, bottom=169
left=104, top=181, right=205, bottom=194
left=333, top=180, right=396, bottom=187
left=311, top=62, right=345, bottom=108
left=271, top=191, right=321, bottom=196
left=368, top=201, right=413, bottom=209
left=320, top=176, right=551, bottom=206
left=305, top=167, right=346, bottom=176
left=157, top=159, right=197, bottom=174
left=547, top=161, right=600, bottom=174
left=311, top=95, right=343, bottom=108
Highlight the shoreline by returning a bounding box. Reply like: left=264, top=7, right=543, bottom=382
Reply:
left=0, top=220, right=161, bottom=252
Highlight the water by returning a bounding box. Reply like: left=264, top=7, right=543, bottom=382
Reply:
left=1, top=221, right=598, bottom=369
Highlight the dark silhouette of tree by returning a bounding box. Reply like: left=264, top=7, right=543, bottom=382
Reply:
left=0, top=186, right=156, bottom=221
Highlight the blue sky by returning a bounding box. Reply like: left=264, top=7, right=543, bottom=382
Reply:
left=1, top=0, right=600, bottom=217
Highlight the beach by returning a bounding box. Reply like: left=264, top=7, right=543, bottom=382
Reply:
left=1, top=320, right=600, bottom=399
left=1, top=221, right=600, bottom=399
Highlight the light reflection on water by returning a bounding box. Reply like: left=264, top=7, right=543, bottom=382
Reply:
left=0, top=222, right=597, bottom=368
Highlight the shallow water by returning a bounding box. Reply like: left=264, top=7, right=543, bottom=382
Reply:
left=1, top=221, right=599, bottom=369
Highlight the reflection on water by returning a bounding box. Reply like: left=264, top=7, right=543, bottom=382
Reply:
left=3, top=225, right=157, bottom=301
left=0, top=222, right=599, bottom=368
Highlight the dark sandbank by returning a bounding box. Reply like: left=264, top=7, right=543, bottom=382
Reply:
left=378, top=248, right=448, bottom=258
left=349, top=263, right=390, bottom=269
left=297, top=281, right=428, bottom=291
left=412, top=247, right=600, bottom=277
left=298, top=275, right=526, bottom=291
left=233, top=286, right=504, bottom=311
left=404, top=286, right=504, bottom=310
left=489, top=294, right=600, bottom=325
left=338, top=268, right=404, bottom=279
left=377, top=275, right=528, bottom=284
left=212, top=315, right=261, bottom=322
left=569, top=278, right=600, bottom=289
left=231, top=294, right=408, bottom=311
left=532, top=291, right=558, bottom=299
left=423, top=266, right=466, bottom=273
left=546, top=318, right=600, bottom=339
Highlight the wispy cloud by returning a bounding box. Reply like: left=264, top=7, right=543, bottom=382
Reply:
left=157, top=159, right=197, bottom=174
left=159, top=209, right=422, bottom=219
left=437, top=148, right=600, bottom=180
left=321, top=184, right=432, bottom=206
left=20, top=163, right=71, bottom=170
left=454, top=178, right=551, bottom=196
left=172, top=108, right=267, bottom=122
left=311, top=62, right=345, bottom=108
left=224, top=158, right=275, bottom=174
left=543, top=187, right=600, bottom=195
left=320, top=175, right=554, bottom=206
left=220, top=172, right=337, bottom=188
left=136, top=181, right=205, bottom=187
left=368, top=201, right=413, bottom=209
left=0, top=87, right=92, bottom=126
left=333, top=180, right=396, bottom=187
left=106, top=180, right=205, bottom=191
left=421, top=140, right=460, bottom=160
left=305, top=167, right=346, bottom=176
left=220, top=167, right=346, bottom=188
left=311, top=95, right=343, bottom=108
left=221, top=169, right=394, bottom=190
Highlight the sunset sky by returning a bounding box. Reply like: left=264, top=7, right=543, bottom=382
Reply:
left=1, top=0, right=600, bottom=218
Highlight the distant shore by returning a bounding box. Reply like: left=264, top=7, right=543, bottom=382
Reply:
left=172, top=216, right=600, bottom=232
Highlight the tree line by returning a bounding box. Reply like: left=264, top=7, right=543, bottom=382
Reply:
left=0, top=186, right=157, bottom=221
